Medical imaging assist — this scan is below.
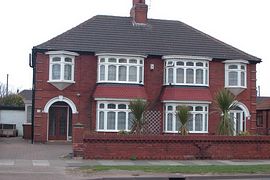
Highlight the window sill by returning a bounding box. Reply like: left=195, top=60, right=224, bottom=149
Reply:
left=164, top=131, right=208, bottom=134
left=164, top=83, right=209, bottom=87
left=47, top=80, right=75, bottom=90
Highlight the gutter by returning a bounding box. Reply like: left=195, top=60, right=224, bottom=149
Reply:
left=29, top=48, right=37, bottom=144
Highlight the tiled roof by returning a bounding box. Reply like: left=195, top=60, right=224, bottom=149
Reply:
left=19, top=90, right=32, bottom=101
left=35, top=15, right=260, bottom=62
left=93, top=84, right=147, bottom=99
left=161, top=87, right=212, bottom=102
left=256, top=97, right=270, bottom=110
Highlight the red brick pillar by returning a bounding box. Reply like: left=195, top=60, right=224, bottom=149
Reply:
left=72, top=122, right=85, bottom=158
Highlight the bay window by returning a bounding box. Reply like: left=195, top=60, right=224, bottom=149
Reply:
left=164, top=103, right=208, bottom=133
left=46, top=51, right=78, bottom=90
left=224, top=60, right=248, bottom=88
left=97, top=101, right=133, bottom=132
left=97, top=55, right=144, bottom=84
left=163, top=56, right=210, bottom=86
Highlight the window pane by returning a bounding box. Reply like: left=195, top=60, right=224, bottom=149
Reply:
left=52, top=64, right=61, bottom=80
left=195, top=114, right=203, bottom=131
left=108, top=65, right=116, bottom=81
left=241, top=72, right=245, bottom=86
left=204, top=114, right=208, bottom=131
left=129, top=66, right=137, bottom=82
left=241, top=65, right=245, bottom=70
left=65, top=57, right=72, bottom=62
left=129, top=59, right=137, bottom=64
left=187, top=114, right=193, bottom=131
left=196, top=69, right=203, bottom=84
left=186, top=62, right=194, bottom=66
left=108, top=58, right=116, bottom=63
left=52, top=57, right=61, bottom=62
left=119, top=66, right=127, bottom=81
left=139, top=67, right=143, bottom=82
left=108, top=104, right=116, bottom=109
left=118, top=112, right=126, bottom=130
left=167, top=113, right=173, bottom=131
left=196, top=62, right=203, bottom=67
left=186, top=69, right=194, bottom=83
left=205, top=69, right=208, bottom=84
left=229, top=71, right=238, bottom=86
left=195, top=106, right=203, bottom=111
left=99, top=111, right=104, bottom=130
left=26, top=106, right=32, bottom=123
left=99, top=103, right=104, bottom=109
left=128, top=112, right=134, bottom=130
left=107, top=112, right=115, bottom=130
left=119, top=58, right=127, bottom=63
left=100, top=65, right=105, bottom=81
left=167, top=106, right=173, bottom=111
left=168, top=68, right=174, bottom=83
left=229, top=65, right=238, bottom=69
left=176, top=115, right=180, bottom=131
left=118, top=104, right=126, bottom=109
left=100, top=58, right=105, bottom=63
left=176, top=68, right=184, bottom=83
left=176, top=61, right=184, bottom=66
left=64, top=64, right=72, bottom=80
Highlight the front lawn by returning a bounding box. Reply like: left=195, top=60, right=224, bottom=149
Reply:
left=79, top=164, right=270, bottom=174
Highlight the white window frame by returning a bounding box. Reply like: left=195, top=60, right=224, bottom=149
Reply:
left=96, top=101, right=133, bottom=132
left=224, top=60, right=248, bottom=88
left=96, top=54, right=145, bottom=84
left=164, top=103, right=209, bottom=133
left=163, top=55, right=211, bottom=86
left=46, top=51, right=78, bottom=83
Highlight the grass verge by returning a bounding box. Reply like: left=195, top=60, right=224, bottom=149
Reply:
left=79, top=165, right=270, bottom=174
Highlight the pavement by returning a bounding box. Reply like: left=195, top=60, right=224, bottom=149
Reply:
left=1, top=137, right=270, bottom=180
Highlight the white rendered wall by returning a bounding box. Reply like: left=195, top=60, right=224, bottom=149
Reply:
left=0, top=110, right=25, bottom=136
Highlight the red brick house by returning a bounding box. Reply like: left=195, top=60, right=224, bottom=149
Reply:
left=31, top=0, right=261, bottom=145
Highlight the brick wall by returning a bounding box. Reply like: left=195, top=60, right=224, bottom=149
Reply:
left=82, top=134, right=270, bottom=160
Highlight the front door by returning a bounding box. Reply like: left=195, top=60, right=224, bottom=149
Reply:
left=48, top=106, right=69, bottom=140
left=230, top=110, right=245, bottom=135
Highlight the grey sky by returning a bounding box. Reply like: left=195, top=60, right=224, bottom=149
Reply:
left=0, top=0, right=269, bottom=95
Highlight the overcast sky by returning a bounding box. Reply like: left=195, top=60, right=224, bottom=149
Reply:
left=0, top=0, right=269, bottom=95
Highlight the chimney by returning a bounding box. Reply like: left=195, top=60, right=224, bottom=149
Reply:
left=130, top=0, right=148, bottom=24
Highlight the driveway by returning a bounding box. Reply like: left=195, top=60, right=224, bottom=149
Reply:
left=0, top=137, right=72, bottom=160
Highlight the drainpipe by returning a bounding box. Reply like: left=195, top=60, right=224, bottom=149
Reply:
left=29, top=48, right=37, bottom=144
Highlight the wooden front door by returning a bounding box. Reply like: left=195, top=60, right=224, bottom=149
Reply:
left=48, top=106, right=68, bottom=140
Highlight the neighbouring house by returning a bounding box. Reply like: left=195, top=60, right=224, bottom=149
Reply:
left=31, top=0, right=262, bottom=157
left=19, top=89, right=32, bottom=139
left=256, top=97, right=270, bottom=135
left=0, top=106, right=24, bottom=136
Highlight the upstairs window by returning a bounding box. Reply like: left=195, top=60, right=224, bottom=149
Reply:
left=163, top=57, right=210, bottom=86
left=224, top=60, right=248, bottom=88
left=97, top=55, right=144, bottom=84
left=48, top=53, right=77, bottom=82
left=46, top=51, right=78, bottom=90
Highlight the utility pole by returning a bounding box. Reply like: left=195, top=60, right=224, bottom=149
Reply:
left=6, top=74, right=9, bottom=96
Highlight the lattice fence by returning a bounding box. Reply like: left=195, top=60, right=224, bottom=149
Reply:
left=144, top=110, right=162, bottom=134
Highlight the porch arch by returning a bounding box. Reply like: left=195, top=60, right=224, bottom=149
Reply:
left=43, top=95, right=78, bottom=113
left=234, top=101, right=250, bottom=119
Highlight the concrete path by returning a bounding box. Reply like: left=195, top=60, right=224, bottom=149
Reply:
left=1, top=137, right=270, bottom=180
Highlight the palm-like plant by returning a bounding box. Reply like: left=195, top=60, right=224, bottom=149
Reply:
left=176, top=105, right=190, bottom=135
left=129, top=99, right=148, bottom=134
left=215, top=89, right=236, bottom=135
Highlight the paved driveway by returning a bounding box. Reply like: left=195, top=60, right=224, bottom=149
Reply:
left=0, top=137, right=72, bottom=160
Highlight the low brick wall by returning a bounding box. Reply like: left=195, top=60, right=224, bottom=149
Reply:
left=81, top=134, right=270, bottom=160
